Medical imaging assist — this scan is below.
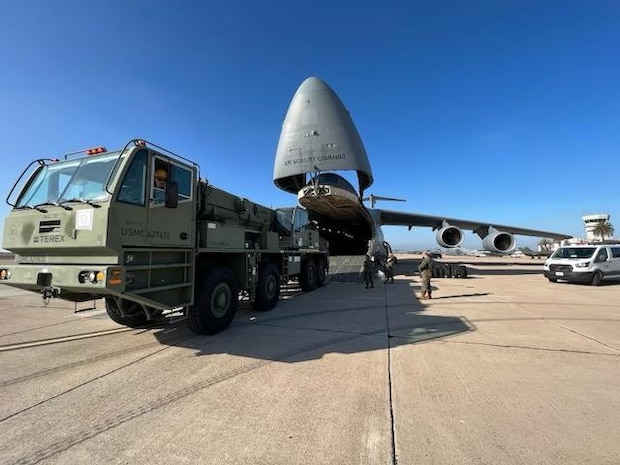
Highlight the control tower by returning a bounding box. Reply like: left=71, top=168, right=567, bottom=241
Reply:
left=582, top=213, right=610, bottom=240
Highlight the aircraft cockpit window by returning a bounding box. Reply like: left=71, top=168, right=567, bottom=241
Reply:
left=312, top=173, right=357, bottom=193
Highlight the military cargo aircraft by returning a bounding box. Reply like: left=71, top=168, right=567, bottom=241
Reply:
left=273, top=77, right=571, bottom=260
left=519, top=247, right=553, bottom=258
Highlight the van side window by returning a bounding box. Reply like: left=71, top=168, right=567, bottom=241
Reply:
left=611, top=247, right=620, bottom=258
left=118, top=149, right=147, bottom=205
left=595, top=248, right=608, bottom=262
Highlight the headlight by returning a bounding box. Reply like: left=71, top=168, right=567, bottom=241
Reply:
left=574, top=262, right=591, bottom=268
left=78, top=270, right=104, bottom=283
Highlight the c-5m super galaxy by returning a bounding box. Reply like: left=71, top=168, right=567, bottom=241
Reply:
left=273, top=76, right=571, bottom=260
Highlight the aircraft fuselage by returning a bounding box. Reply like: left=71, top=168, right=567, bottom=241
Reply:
left=297, top=173, right=385, bottom=257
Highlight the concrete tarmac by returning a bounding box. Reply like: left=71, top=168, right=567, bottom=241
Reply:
left=0, top=255, right=618, bottom=465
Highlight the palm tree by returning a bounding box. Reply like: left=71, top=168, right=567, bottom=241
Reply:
left=537, top=238, right=554, bottom=251
left=592, top=221, right=615, bottom=241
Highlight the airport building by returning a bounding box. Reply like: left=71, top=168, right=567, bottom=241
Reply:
left=582, top=213, right=611, bottom=241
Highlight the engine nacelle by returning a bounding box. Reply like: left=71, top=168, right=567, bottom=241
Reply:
left=481, top=227, right=516, bottom=253
left=435, top=222, right=464, bottom=248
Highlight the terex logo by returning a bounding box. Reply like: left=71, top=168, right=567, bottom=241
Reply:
left=33, top=235, right=65, bottom=243
left=33, top=220, right=65, bottom=244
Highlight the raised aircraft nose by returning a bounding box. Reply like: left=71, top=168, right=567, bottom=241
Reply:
left=273, top=76, right=373, bottom=195
left=296, top=76, right=330, bottom=93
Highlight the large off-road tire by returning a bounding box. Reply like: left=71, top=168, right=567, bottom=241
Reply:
left=438, top=265, right=446, bottom=278
left=451, top=264, right=459, bottom=278
left=457, top=265, right=468, bottom=278
left=316, top=257, right=327, bottom=287
left=591, top=271, right=603, bottom=286
left=187, top=266, right=238, bottom=335
left=251, top=262, right=280, bottom=312
left=300, top=258, right=318, bottom=292
left=105, top=297, right=148, bottom=328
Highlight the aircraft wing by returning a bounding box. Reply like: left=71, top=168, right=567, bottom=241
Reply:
left=377, top=209, right=572, bottom=240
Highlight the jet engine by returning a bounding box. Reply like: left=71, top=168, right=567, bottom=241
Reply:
left=481, top=227, right=516, bottom=253
left=435, top=222, right=464, bottom=248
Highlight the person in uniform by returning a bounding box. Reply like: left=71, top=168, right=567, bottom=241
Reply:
left=418, top=250, right=435, bottom=299
left=384, top=254, right=395, bottom=283
left=362, top=255, right=374, bottom=289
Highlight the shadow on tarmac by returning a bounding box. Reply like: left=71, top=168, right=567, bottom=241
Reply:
left=152, top=256, right=475, bottom=362
left=426, top=293, right=491, bottom=300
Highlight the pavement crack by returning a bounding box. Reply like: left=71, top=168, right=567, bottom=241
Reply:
left=383, top=286, right=398, bottom=465
left=448, top=340, right=620, bottom=357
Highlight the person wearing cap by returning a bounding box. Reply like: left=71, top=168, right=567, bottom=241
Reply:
left=153, top=167, right=168, bottom=203
left=154, top=168, right=167, bottom=189
left=418, top=250, right=435, bottom=299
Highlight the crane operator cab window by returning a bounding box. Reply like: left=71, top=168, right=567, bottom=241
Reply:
left=151, top=158, right=193, bottom=208
left=153, top=161, right=169, bottom=205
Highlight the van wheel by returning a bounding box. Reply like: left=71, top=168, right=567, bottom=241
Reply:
left=188, top=266, right=238, bottom=335
left=547, top=277, right=557, bottom=283
left=591, top=271, right=603, bottom=286
left=252, top=262, right=280, bottom=312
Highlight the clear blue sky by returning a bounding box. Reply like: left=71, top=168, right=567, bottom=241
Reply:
left=1, top=1, right=618, bottom=250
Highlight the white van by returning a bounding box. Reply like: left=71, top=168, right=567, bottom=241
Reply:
left=543, top=244, right=620, bottom=285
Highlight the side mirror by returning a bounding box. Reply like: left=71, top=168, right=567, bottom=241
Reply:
left=165, top=182, right=178, bottom=208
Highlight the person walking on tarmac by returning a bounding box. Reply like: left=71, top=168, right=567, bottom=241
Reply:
left=384, top=254, right=395, bottom=283
left=418, top=250, right=435, bottom=299
left=362, top=255, right=375, bottom=289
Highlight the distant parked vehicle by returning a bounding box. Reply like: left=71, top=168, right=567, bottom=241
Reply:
left=543, top=244, right=620, bottom=285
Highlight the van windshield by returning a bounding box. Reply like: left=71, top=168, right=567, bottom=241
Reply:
left=552, top=247, right=596, bottom=259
